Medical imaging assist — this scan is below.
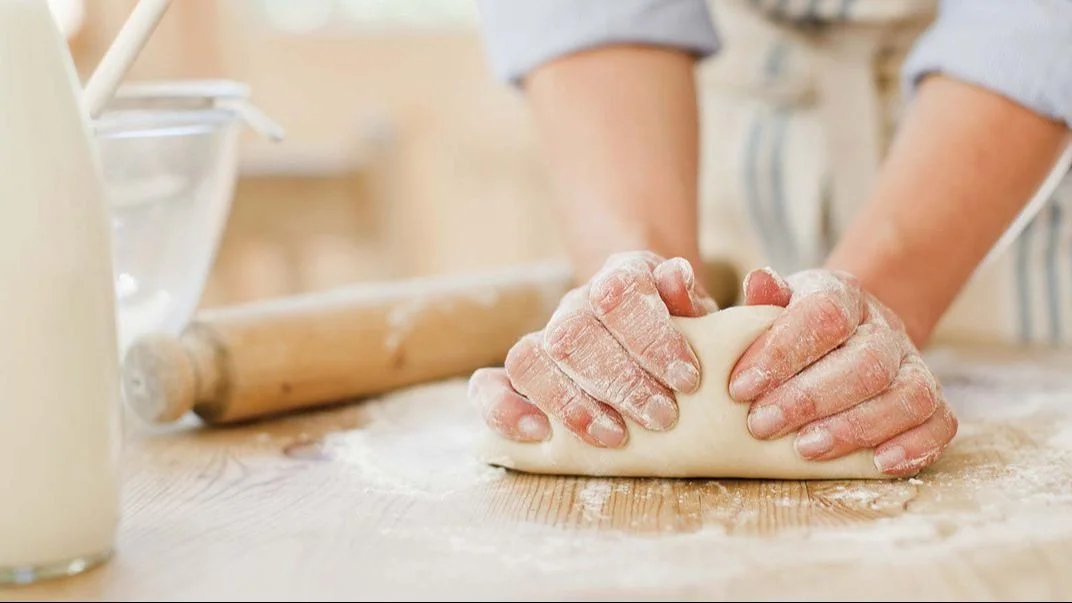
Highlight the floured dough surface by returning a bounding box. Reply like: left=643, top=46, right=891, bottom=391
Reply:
left=475, top=305, right=885, bottom=480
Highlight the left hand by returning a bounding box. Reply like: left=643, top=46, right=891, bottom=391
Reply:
left=729, top=267, right=959, bottom=477
left=469, top=252, right=716, bottom=448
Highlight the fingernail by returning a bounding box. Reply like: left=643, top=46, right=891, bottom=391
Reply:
left=742, top=269, right=758, bottom=293
left=747, top=404, right=785, bottom=439
left=760, top=265, right=789, bottom=289
left=669, top=257, right=694, bottom=288
left=795, top=428, right=834, bottom=458
left=588, top=413, right=627, bottom=447
left=642, top=394, right=678, bottom=431
left=517, top=414, right=550, bottom=442
left=730, top=367, right=768, bottom=401
left=667, top=360, right=700, bottom=392
left=874, top=446, right=907, bottom=473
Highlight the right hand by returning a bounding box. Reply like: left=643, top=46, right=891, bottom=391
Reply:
left=468, top=251, right=717, bottom=447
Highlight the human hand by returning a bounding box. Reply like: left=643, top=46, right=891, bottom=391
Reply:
left=468, top=251, right=717, bottom=448
left=730, top=267, right=958, bottom=476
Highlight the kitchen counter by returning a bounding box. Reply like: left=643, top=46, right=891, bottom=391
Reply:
left=4, top=343, right=1072, bottom=601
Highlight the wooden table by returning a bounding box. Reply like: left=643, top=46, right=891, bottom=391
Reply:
left=5, top=344, right=1072, bottom=601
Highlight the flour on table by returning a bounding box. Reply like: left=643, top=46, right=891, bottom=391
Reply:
left=306, top=336, right=1072, bottom=588
left=320, top=380, right=503, bottom=497
left=576, top=481, right=613, bottom=519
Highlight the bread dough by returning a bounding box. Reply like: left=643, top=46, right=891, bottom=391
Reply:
left=475, top=305, right=885, bottom=480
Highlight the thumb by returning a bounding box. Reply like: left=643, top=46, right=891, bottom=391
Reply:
left=743, top=266, right=793, bottom=307
left=654, top=257, right=719, bottom=317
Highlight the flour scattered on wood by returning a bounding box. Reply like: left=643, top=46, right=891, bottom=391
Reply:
left=823, top=484, right=881, bottom=503
left=308, top=342, right=1072, bottom=582
left=576, top=481, right=613, bottom=519
left=321, top=381, right=504, bottom=497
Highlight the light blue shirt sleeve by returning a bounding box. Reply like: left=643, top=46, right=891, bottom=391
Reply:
left=475, top=0, right=721, bottom=85
left=902, top=0, right=1072, bottom=127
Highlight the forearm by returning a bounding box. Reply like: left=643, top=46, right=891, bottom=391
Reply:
left=523, top=45, right=703, bottom=282
left=825, top=75, right=1071, bottom=346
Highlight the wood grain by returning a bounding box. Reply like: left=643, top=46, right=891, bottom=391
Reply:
left=123, top=263, right=574, bottom=425
left=4, top=344, right=1072, bottom=601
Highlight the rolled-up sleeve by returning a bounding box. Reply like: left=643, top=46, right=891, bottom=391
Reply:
left=902, top=0, right=1072, bottom=126
left=475, top=0, right=721, bottom=85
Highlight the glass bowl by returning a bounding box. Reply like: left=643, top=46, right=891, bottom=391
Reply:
left=93, top=80, right=282, bottom=357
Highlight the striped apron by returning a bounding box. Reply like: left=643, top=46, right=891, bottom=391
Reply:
left=697, top=0, right=1072, bottom=347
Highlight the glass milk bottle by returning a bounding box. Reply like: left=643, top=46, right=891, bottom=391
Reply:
left=0, top=0, right=124, bottom=584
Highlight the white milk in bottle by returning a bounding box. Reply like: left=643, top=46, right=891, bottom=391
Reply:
left=0, top=0, right=123, bottom=583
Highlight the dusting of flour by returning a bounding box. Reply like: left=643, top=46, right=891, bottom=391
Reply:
left=576, top=481, right=613, bottom=520
left=290, top=342, right=1072, bottom=596
left=319, top=381, right=504, bottom=497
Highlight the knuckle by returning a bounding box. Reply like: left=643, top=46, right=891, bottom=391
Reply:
left=941, top=404, right=959, bottom=440
left=504, top=334, right=544, bottom=384
left=760, top=341, right=791, bottom=380
left=900, top=372, right=939, bottom=424
left=839, top=271, right=862, bottom=294
left=826, top=407, right=880, bottom=449
left=836, top=414, right=874, bottom=448
left=590, top=270, right=634, bottom=316
left=542, top=312, right=595, bottom=361
left=558, top=391, right=596, bottom=426
left=613, top=371, right=652, bottom=414
left=785, top=385, right=819, bottom=423
left=870, top=301, right=905, bottom=333
left=856, top=344, right=898, bottom=393
left=633, top=328, right=668, bottom=359
left=814, top=295, right=855, bottom=342
left=857, top=426, right=887, bottom=449
left=632, top=323, right=688, bottom=369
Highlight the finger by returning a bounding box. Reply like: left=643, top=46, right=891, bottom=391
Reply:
left=654, top=257, right=718, bottom=317
left=746, top=323, right=903, bottom=439
left=865, top=298, right=907, bottom=335
left=742, top=266, right=792, bottom=307
left=730, top=270, right=866, bottom=402
left=505, top=333, right=628, bottom=448
left=872, top=400, right=957, bottom=477
left=791, top=356, right=942, bottom=460
left=468, top=368, right=551, bottom=443
left=543, top=309, right=678, bottom=431
left=588, top=255, right=701, bottom=393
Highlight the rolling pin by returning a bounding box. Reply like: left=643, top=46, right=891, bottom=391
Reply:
left=122, top=259, right=741, bottom=426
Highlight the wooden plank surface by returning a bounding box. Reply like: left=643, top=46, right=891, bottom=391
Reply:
left=4, top=344, right=1072, bottom=601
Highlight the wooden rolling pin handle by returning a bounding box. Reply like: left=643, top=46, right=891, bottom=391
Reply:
left=121, top=263, right=577, bottom=425
left=121, top=258, right=742, bottom=427
left=122, top=327, right=225, bottom=424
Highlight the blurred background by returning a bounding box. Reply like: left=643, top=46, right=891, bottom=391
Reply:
left=63, top=1, right=1033, bottom=348
left=63, top=0, right=566, bottom=312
